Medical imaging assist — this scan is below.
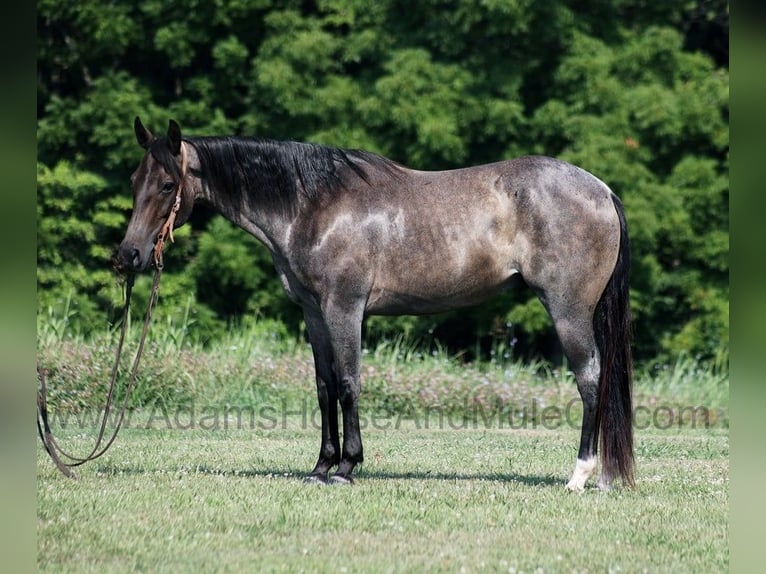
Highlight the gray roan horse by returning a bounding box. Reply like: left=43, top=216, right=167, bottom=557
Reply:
left=117, top=118, right=634, bottom=491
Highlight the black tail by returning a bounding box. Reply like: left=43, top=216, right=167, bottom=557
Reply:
left=593, top=194, right=634, bottom=486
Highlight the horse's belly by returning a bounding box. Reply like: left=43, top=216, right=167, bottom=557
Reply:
left=366, top=268, right=522, bottom=316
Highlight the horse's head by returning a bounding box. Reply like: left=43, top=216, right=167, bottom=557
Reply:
left=115, top=117, right=196, bottom=274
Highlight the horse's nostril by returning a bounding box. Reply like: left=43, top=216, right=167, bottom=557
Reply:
left=116, top=243, right=142, bottom=273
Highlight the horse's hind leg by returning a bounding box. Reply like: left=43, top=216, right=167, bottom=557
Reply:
left=542, top=297, right=603, bottom=491
left=566, top=345, right=601, bottom=493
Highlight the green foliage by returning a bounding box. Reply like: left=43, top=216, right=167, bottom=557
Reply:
left=37, top=160, right=127, bottom=329
left=37, top=0, right=728, bottom=365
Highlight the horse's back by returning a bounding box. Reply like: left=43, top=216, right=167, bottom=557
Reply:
left=388, top=155, right=622, bottom=292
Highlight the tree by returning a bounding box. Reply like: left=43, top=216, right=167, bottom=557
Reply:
left=37, top=0, right=728, bottom=364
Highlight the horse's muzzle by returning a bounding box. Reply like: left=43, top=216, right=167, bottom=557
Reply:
left=115, top=242, right=144, bottom=274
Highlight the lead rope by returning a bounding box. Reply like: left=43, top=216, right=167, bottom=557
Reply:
left=37, top=145, right=186, bottom=478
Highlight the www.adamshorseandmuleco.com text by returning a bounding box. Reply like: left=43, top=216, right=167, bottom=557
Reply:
left=46, top=398, right=726, bottom=432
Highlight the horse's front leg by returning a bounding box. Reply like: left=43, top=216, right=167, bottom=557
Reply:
left=322, top=298, right=365, bottom=485
left=303, top=310, right=341, bottom=484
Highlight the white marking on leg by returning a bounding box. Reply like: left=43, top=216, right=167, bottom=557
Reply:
left=566, top=457, right=597, bottom=492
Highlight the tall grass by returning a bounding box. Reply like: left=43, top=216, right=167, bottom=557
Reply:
left=37, top=303, right=729, bottom=428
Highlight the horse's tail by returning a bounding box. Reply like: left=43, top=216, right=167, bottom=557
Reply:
left=594, top=193, right=634, bottom=487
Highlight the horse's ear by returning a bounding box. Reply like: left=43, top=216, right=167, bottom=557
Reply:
left=167, top=120, right=182, bottom=156
left=134, top=116, right=153, bottom=149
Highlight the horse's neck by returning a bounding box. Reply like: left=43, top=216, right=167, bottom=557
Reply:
left=204, top=182, right=291, bottom=255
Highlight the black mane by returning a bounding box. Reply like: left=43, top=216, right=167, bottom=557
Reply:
left=152, top=136, right=400, bottom=219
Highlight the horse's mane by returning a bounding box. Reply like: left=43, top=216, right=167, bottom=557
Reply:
left=150, top=136, right=400, bottom=219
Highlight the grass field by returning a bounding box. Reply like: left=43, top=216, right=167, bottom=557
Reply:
left=38, top=422, right=728, bottom=573
left=37, top=316, right=729, bottom=572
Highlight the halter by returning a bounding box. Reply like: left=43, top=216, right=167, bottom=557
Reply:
left=153, top=142, right=188, bottom=268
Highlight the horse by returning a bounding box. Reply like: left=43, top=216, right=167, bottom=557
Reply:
left=116, top=117, right=634, bottom=491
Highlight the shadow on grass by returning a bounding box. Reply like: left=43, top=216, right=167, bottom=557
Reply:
left=93, top=462, right=563, bottom=487
left=357, top=469, right=563, bottom=487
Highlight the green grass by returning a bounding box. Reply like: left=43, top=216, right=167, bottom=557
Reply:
left=37, top=312, right=729, bottom=572
left=38, top=423, right=728, bottom=573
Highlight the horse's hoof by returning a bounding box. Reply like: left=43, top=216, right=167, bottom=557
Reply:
left=303, top=474, right=328, bottom=485
left=329, top=474, right=354, bottom=485
left=565, top=480, right=585, bottom=493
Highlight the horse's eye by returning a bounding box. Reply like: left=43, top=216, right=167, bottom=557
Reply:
left=160, top=181, right=175, bottom=194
